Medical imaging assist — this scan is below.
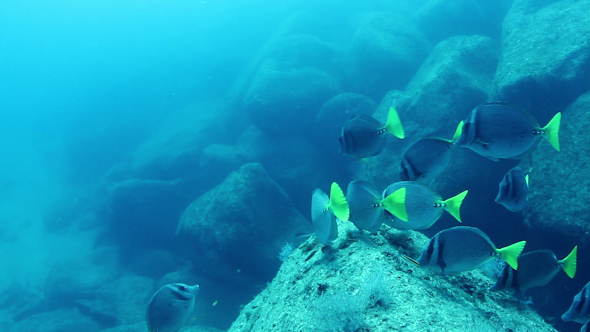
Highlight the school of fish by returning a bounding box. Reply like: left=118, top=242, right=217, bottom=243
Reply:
left=312, top=102, right=587, bottom=330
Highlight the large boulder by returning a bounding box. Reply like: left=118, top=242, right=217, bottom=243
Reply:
left=75, top=275, right=156, bottom=327
left=313, top=93, right=377, bottom=154
left=242, top=33, right=342, bottom=138
left=227, top=221, right=557, bottom=331
left=523, top=92, right=590, bottom=244
left=343, top=12, right=431, bottom=100
left=263, top=34, right=342, bottom=73
left=413, top=0, right=513, bottom=43
left=358, top=35, right=501, bottom=197
left=234, top=126, right=350, bottom=212
left=397, top=35, right=499, bottom=138
left=44, top=247, right=121, bottom=307
left=9, top=308, right=100, bottom=332
left=131, top=100, right=231, bottom=181
left=492, top=0, right=590, bottom=115
left=244, top=62, right=340, bottom=138
left=105, top=179, right=195, bottom=250
left=176, top=163, right=310, bottom=285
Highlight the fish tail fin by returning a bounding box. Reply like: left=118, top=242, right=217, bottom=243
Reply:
left=442, top=190, right=468, bottom=222
left=542, top=112, right=561, bottom=151
left=384, top=106, right=405, bottom=139
left=401, top=254, right=420, bottom=267
left=496, top=241, right=527, bottom=270
left=559, top=246, right=577, bottom=278
left=451, top=120, right=464, bottom=143
left=328, top=182, right=349, bottom=221
left=382, top=187, right=408, bottom=222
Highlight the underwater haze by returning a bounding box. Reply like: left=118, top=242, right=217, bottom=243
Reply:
left=0, top=0, right=588, bottom=332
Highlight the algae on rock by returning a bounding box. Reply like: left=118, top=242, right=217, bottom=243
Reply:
left=227, top=221, right=557, bottom=332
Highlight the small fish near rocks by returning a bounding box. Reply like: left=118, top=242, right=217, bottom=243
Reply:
left=146, top=283, right=199, bottom=332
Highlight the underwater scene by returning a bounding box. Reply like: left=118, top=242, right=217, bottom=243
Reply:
left=0, top=0, right=588, bottom=331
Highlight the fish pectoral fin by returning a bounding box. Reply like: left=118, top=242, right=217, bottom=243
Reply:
left=475, top=138, right=489, bottom=147
left=400, top=254, right=420, bottom=267
left=169, top=300, right=189, bottom=309
left=482, top=154, right=500, bottom=162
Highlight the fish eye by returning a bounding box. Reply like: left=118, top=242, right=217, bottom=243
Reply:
left=178, top=285, right=186, bottom=291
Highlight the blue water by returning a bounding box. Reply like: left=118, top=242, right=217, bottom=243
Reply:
left=0, top=1, right=588, bottom=331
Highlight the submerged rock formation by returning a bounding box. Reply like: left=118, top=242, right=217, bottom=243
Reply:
left=523, top=92, right=590, bottom=244
left=227, top=221, right=556, bottom=332
left=493, top=0, right=590, bottom=114
left=176, top=163, right=310, bottom=285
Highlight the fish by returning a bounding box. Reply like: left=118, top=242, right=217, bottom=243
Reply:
left=146, top=283, right=200, bottom=332
left=562, top=281, right=590, bottom=329
left=381, top=181, right=468, bottom=230
left=403, top=226, right=526, bottom=275
left=311, top=182, right=349, bottom=245
left=456, top=102, right=561, bottom=161
left=346, top=181, right=386, bottom=233
left=400, top=121, right=463, bottom=182
left=339, top=106, right=405, bottom=158
left=495, top=167, right=529, bottom=212
left=490, top=247, right=577, bottom=293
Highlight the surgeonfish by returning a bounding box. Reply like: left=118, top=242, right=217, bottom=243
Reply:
left=346, top=181, right=386, bottom=233
left=495, top=167, right=529, bottom=212
left=147, top=283, right=200, bottom=332
left=403, top=226, right=526, bottom=275
left=311, top=182, right=349, bottom=245
left=382, top=181, right=468, bottom=230
left=490, top=247, right=577, bottom=293
left=562, top=281, right=590, bottom=330
left=400, top=121, right=463, bottom=182
left=346, top=180, right=408, bottom=233
left=456, top=102, right=561, bottom=161
left=339, top=106, right=404, bottom=158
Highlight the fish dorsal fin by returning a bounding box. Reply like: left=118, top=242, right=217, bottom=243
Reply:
left=401, top=254, right=420, bottom=267
left=451, top=120, right=464, bottom=143
left=542, top=112, right=561, bottom=152
left=559, top=245, right=577, bottom=278
left=328, top=182, right=349, bottom=221
left=384, top=106, right=405, bottom=139
left=496, top=241, right=527, bottom=270
left=382, top=187, right=408, bottom=222
left=442, top=190, right=468, bottom=223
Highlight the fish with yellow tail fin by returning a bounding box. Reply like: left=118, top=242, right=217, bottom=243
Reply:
left=457, top=102, right=561, bottom=161
left=400, top=121, right=463, bottom=182
left=495, top=167, right=529, bottom=212
left=403, top=226, right=526, bottom=275
left=339, top=106, right=404, bottom=158
left=381, top=181, right=467, bottom=230
left=346, top=181, right=407, bottom=233
left=311, top=182, right=349, bottom=246
left=491, top=246, right=577, bottom=293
